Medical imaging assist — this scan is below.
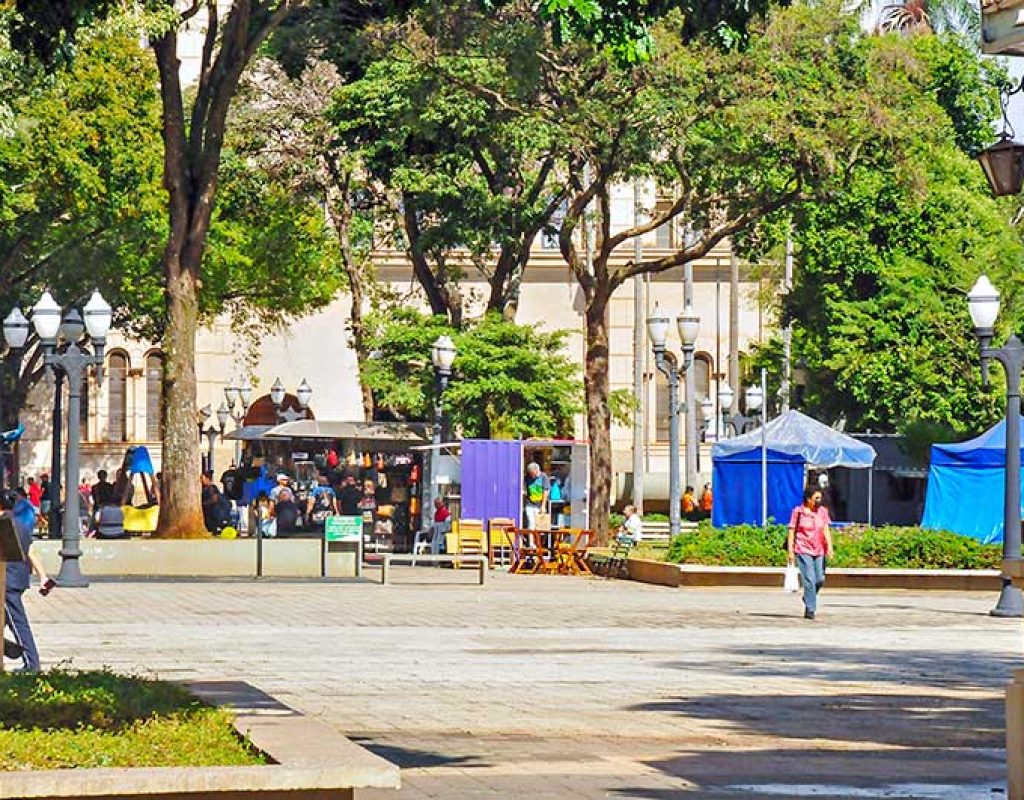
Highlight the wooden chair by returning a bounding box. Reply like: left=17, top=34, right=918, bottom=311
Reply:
left=454, top=519, right=485, bottom=569
left=487, top=518, right=516, bottom=567
left=511, top=529, right=544, bottom=574
left=568, top=529, right=593, bottom=576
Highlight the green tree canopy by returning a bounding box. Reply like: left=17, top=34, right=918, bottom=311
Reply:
left=363, top=309, right=582, bottom=438
left=760, top=34, right=1023, bottom=435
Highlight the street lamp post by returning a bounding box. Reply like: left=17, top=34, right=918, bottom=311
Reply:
left=30, top=289, right=112, bottom=588
left=0, top=308, right=29, bottom=489
left=270, top=377, right=313, bottom=423
left=426, top=335, right=456, bottom=532
left=223, top=379, right=253, bottom=465
left=201, top=403, right=230, bottom=476
left=717, top=383, right=734, bottom=441
left=647, top=305, right=700, bottom=538
left=700, top=396, right=715, bottom=442
left=968, top=274, right=1024, bottom=618
left=720, top=383, right=763, bottom=438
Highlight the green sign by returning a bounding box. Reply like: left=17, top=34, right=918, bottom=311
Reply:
left=325, top=515, right=362, bottom=542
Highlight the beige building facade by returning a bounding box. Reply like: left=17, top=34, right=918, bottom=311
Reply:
left=16, top=231, right=769, bottom=505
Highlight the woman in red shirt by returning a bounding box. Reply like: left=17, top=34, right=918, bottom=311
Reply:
left=786, top=487, right=833, bottom=620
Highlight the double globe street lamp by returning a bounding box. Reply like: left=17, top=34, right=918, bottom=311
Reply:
left=968, top=275, right=1024, bottom=617
left=717, top=381, right=764, bottom=439
left=647, top=305, right=700, bottom=538
left=25, top=290, right=113, bottom=588
left=270, top=377, right=313, bottom=423
left=198, top=402, right=232, bottom=475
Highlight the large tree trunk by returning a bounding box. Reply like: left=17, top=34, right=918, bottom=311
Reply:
left=158, top=256, right=207, bottom=538
left=584, top=292, right=612, bottom=545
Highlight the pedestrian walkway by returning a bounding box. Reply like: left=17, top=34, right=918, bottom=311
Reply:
left=23, top=570, right=1020, bottom=798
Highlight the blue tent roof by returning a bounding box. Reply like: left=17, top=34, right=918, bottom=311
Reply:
left=931, top=418, right=1024, bottom=467
left=712, top=409, right=876, bottom=469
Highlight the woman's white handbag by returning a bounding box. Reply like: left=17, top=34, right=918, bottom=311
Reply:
left=783, top=564, right=801, bottom=593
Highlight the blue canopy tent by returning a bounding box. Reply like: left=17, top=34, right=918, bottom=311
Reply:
left=922, top=418, right=1022, bottom=544
left=711, top=410, right=877, bottom=527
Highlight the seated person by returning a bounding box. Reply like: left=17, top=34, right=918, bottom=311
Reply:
left=433, top=497, right=451, bottom=524
left=617, top=505, right=643, bottom=545
left=95, top=504, right=127, bottom=539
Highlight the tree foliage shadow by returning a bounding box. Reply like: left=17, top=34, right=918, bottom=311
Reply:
left=658, top=643, right=1021, bottom=691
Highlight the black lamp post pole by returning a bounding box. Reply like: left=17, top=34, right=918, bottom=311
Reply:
left=979, top=332, right=1024, bottom=617
left=49, top=366, right=64, bottom=539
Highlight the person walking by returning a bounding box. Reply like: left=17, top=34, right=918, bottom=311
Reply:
left=2, top=490, right=41, bottom=671
left=787, top=486, right=833, bottom=620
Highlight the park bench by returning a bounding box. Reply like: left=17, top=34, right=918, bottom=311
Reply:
left=376, top=553, right=487, bottom=585
left=590, top=520, right=700, bottom=578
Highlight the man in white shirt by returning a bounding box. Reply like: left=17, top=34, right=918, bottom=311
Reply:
left=618, top=505, right=643, bottom=545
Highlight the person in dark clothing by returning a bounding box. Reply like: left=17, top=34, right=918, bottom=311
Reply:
left=2, top=490, right=40, bottom=672
left=220, top=465, right=243, bottom=503
left=338, top=474, right=362, bottom=516
left=271, top=487, right=301, bottom=535
left=92, top=470, right=116, bottom=508
left=201, top=472, right=231, bottom=534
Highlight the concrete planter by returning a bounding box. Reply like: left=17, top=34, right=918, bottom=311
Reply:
left=0, top=680, right=399, bottom=800
left=591, top=554, right=1002, bottom=592
left=32, top=538, right=359, bottom=578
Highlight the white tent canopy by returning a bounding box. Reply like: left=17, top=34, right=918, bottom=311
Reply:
left=712, top=409, right=877, bottom=469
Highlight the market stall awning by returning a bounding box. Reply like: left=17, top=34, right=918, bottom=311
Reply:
left=263, top=419, right=430, bottom=444
left=224, top=424, right=275, bottom=441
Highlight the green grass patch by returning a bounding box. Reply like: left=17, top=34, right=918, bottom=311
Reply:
left=662, top=524, right=1001, bottom=569
left=0, top=670, right=266, bottom=771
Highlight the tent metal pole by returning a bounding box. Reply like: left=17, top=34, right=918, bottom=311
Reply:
left=761, top=369, right=768, bottom=527
left=867, top=465, right=873, bottom=526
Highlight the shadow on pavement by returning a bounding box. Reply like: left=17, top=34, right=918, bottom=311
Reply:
left=612, top=746, right=1004, bottom=799
left=627, top=691, right=1003, bottom=748
left=658, top=644, right=1020, bottom=691
left=349, top=737, right=491, bottom=770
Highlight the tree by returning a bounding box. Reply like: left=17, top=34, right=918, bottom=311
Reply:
left=229, top=57, right=378, bottom=419
left=769, top=34, right=1024, bottom=435
left=363, top=308, right=581, bottom=438
left=541, top=3, right=914, bottom=540
left=12, top=2, right=345, bottom=536
left=332, top=14, right=567, bottom=326
left=13, top=0, right=791, bottom=536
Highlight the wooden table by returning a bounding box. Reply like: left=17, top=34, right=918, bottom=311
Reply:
left=510, top=529, right=591, bottom=576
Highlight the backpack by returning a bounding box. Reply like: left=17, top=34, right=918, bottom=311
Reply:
left=549, top=479, right=563, bottom=503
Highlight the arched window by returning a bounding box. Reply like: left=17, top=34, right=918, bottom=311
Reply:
left=107, top=352, right=129, bottom=442
left=145, top=352, right=164, bottom=441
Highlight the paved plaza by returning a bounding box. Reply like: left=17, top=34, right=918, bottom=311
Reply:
left=18, top=569, right=1024, bottom=798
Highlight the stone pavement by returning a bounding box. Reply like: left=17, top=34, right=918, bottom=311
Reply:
left=14, top=568, right=1024, bottom=798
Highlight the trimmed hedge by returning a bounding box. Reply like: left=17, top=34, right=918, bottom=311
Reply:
left=664, top=523, right=1001, bottom=569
